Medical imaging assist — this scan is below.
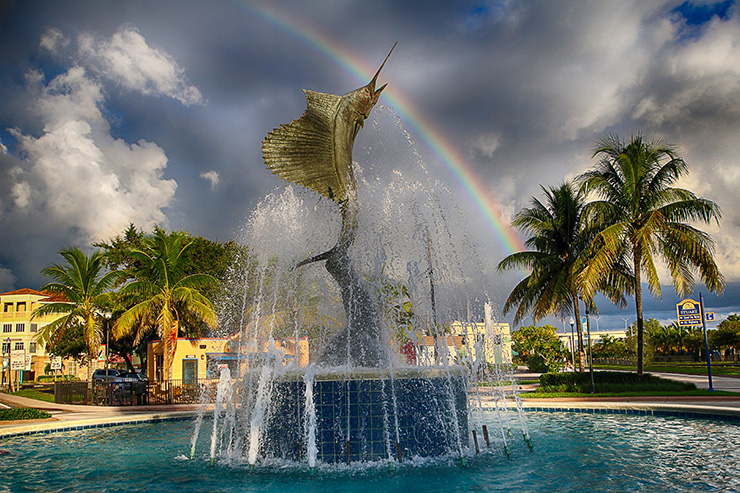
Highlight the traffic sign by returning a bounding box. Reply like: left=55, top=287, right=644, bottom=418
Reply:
left=10, top=350, right=26, bottom=371
left=705, top=312, right=715, bottom=322
left=51, top=356, right=62, bottom=370
left=677, top=299, right=702, bottom=326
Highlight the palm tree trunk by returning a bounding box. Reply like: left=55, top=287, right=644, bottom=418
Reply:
left=572, top=295, right=586, bottom=372
left=633, top=247, right=644, bottom=376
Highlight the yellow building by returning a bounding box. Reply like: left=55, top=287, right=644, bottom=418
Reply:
left=0, top=288, right=82, bottom=382
left=147, top=337, right=310, bottom=382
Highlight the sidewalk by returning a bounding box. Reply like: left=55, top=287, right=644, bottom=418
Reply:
left=0, top=392, right=205, bottom=438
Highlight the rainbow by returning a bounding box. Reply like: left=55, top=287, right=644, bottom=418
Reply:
left=237, top=1, right=526, bottom=255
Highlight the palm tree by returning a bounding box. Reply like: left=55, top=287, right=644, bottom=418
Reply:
left=114, top=229, right=218, bottom=381
left=32, top=247, right=121, bottom=379
left=498, top=182, right=629, bottom=371
left=579, top=133, right=724, bottom=375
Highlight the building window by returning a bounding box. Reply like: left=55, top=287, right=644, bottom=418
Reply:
left=29, top=342, right=36, bottom=354
left=1, top=342, right=9, bottom=354
left=3, top=303, right=11, bottom=313
left=2, top=324, right=11, bottom=333
left=14, top=342, right=24, bottom=351
left=15, top=323, right=25, bottom=332
left=17, top=302, right=26, bottom=312
left=30, top=323, right=37, bottom=333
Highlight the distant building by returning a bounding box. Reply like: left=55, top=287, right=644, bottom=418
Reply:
left=410, top=321, right=512, bottom=367
left=146, top=336, right=309, bottom=381
left=557, top=329, right=627, bottom=354
left=0, top=288, right=82, bottom=382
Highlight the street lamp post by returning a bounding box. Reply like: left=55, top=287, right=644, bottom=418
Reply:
left=104, top=311, right=112, bottom=405
left=569, top=318, right=575, bottom=370
left=586, top=308, right=595, bottom=393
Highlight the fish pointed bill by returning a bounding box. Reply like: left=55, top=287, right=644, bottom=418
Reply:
left=369, top=42, right=397, bottom=89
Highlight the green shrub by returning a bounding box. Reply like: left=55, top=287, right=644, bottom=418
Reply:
left=526, top=355, right=550, bottom=373
left=37, top=374, right=79, bottom=382
left=0, top=407, right=51, bottom=421
left=539, top=371, right=696, bottom=393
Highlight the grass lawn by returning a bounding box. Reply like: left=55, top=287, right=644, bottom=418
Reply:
left=0, top=407, right=51, bottom=421
left=523, top=389, right=740, bottom=399
left=3, top=388, right=55, bottom=403
left=594, top=362, right=740, bottom=377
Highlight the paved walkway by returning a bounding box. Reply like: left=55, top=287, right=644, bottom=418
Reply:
left=0, top=392, right=205, bottom=437
left=2, top=371, right=739, bottom=438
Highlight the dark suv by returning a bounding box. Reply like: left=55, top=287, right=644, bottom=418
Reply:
left=91, top=369, right=121, bottom=380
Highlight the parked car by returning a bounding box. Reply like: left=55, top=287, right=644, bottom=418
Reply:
left=118, top=371, right=147, bottom=382
left=91, top=369, right=121, bottom=380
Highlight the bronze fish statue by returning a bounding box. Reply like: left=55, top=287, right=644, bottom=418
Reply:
left=262, top=42, right=395, bottom=204
left=261, top=44, right=396, bottom=367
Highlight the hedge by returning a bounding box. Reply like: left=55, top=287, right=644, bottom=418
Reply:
left=0, top=407, right=52, bottom=421
left=539, top=371, right=697, bottom=393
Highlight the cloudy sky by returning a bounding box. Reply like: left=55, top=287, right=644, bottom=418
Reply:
left=1, top=0, right=739, bottom=332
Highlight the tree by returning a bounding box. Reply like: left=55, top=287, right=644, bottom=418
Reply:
left=32, top=247, right=121, bottom=379
left=591, top=334, right=628, bottom=359
left=710, top=314, right=740, bottom=360
left=498, top=182, right=629, bottom=371
left=579, top=134, right=724, bottom=375
left=511, top=324, right=568, bottom=373
left=113, top=230, right=218, bottom=381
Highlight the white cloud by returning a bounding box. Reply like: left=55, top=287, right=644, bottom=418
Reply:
left=7, top=31, right=183, bottom=244
left=0, top=138, right=7, bottom=154
left=78, top=28, right=203, bottom=105
left=39, top=27, right=69, bottom=54
left=200, top=170, right=220, bottom=190
left=469, top=133, right=500, bottom=158
left=0, top=267, right=17, bottom=292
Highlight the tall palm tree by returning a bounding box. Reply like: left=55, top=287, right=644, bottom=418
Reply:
left=498, top=182, right=629, bottom=371
left=579, top=133, right=724, bottom=375
left=32, top=247, right=121, bottom=379
left=114, top=229, right=218, bottom=381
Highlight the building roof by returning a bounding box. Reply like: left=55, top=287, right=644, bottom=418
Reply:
left=0, top=288, right=47, bottom=297
left=0, top=287, right=68, bottom=303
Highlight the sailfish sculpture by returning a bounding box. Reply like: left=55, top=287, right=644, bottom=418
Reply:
left=262, top=44, right=396, bottom=367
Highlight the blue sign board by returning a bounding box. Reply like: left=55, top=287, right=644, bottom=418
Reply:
left=677, top=299, right=702, bottom=326
left=705, top=312, right=715, bottom=322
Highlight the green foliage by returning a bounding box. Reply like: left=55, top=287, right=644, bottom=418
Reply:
left=0, top=407, right=52, bottom=421
left=539, top=371, right=696, bottom=393
left=43, top=321, right=87, bottom=361
left=33, top=247, right=121, bottom=377
left=579, top=133, right=724, bottom=375
left=711, top=314, right=740, bottom=356
left=37, top=374, right=78, bottom=382
left=114, top=229, right=218, bottom=380
left=591, top=334, right=629, bottom=359
left=511, top=324, right=568, bottom=372
left=498, top=181, right=631, bottom=372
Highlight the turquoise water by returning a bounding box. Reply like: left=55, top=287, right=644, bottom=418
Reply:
left=2, top=411, right=739, bottom=492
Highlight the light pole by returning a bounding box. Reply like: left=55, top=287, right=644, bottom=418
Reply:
left=585, top=308, right=595, bottom=393
left=104, top=311, right=112, bottom=376
left=569, top=318, right=575, bottom=369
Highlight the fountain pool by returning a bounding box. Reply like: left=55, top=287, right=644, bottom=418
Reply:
left=2, top=410, right=739, bottom=492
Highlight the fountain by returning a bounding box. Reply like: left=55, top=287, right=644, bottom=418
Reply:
left=196, top=45, right=524, bottom=467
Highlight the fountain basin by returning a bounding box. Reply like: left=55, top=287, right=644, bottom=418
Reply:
left=258, top=367, right=468, bottom=463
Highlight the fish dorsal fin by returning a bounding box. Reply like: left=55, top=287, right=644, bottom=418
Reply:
left=262, top=89, right=347, bottom=202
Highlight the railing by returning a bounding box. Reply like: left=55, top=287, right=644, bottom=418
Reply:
left=54, top=379, right=220, bottom=406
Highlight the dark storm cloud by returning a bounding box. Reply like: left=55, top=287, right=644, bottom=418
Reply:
left=1, top=0, right=739, bottom=328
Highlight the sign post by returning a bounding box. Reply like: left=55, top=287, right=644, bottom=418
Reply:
left=676, top=297, right=713, bottom=391
left=51, top=356, right=62, bottom=382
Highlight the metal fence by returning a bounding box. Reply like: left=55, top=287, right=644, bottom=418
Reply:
left=54, top=379, right=219, bottom=406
